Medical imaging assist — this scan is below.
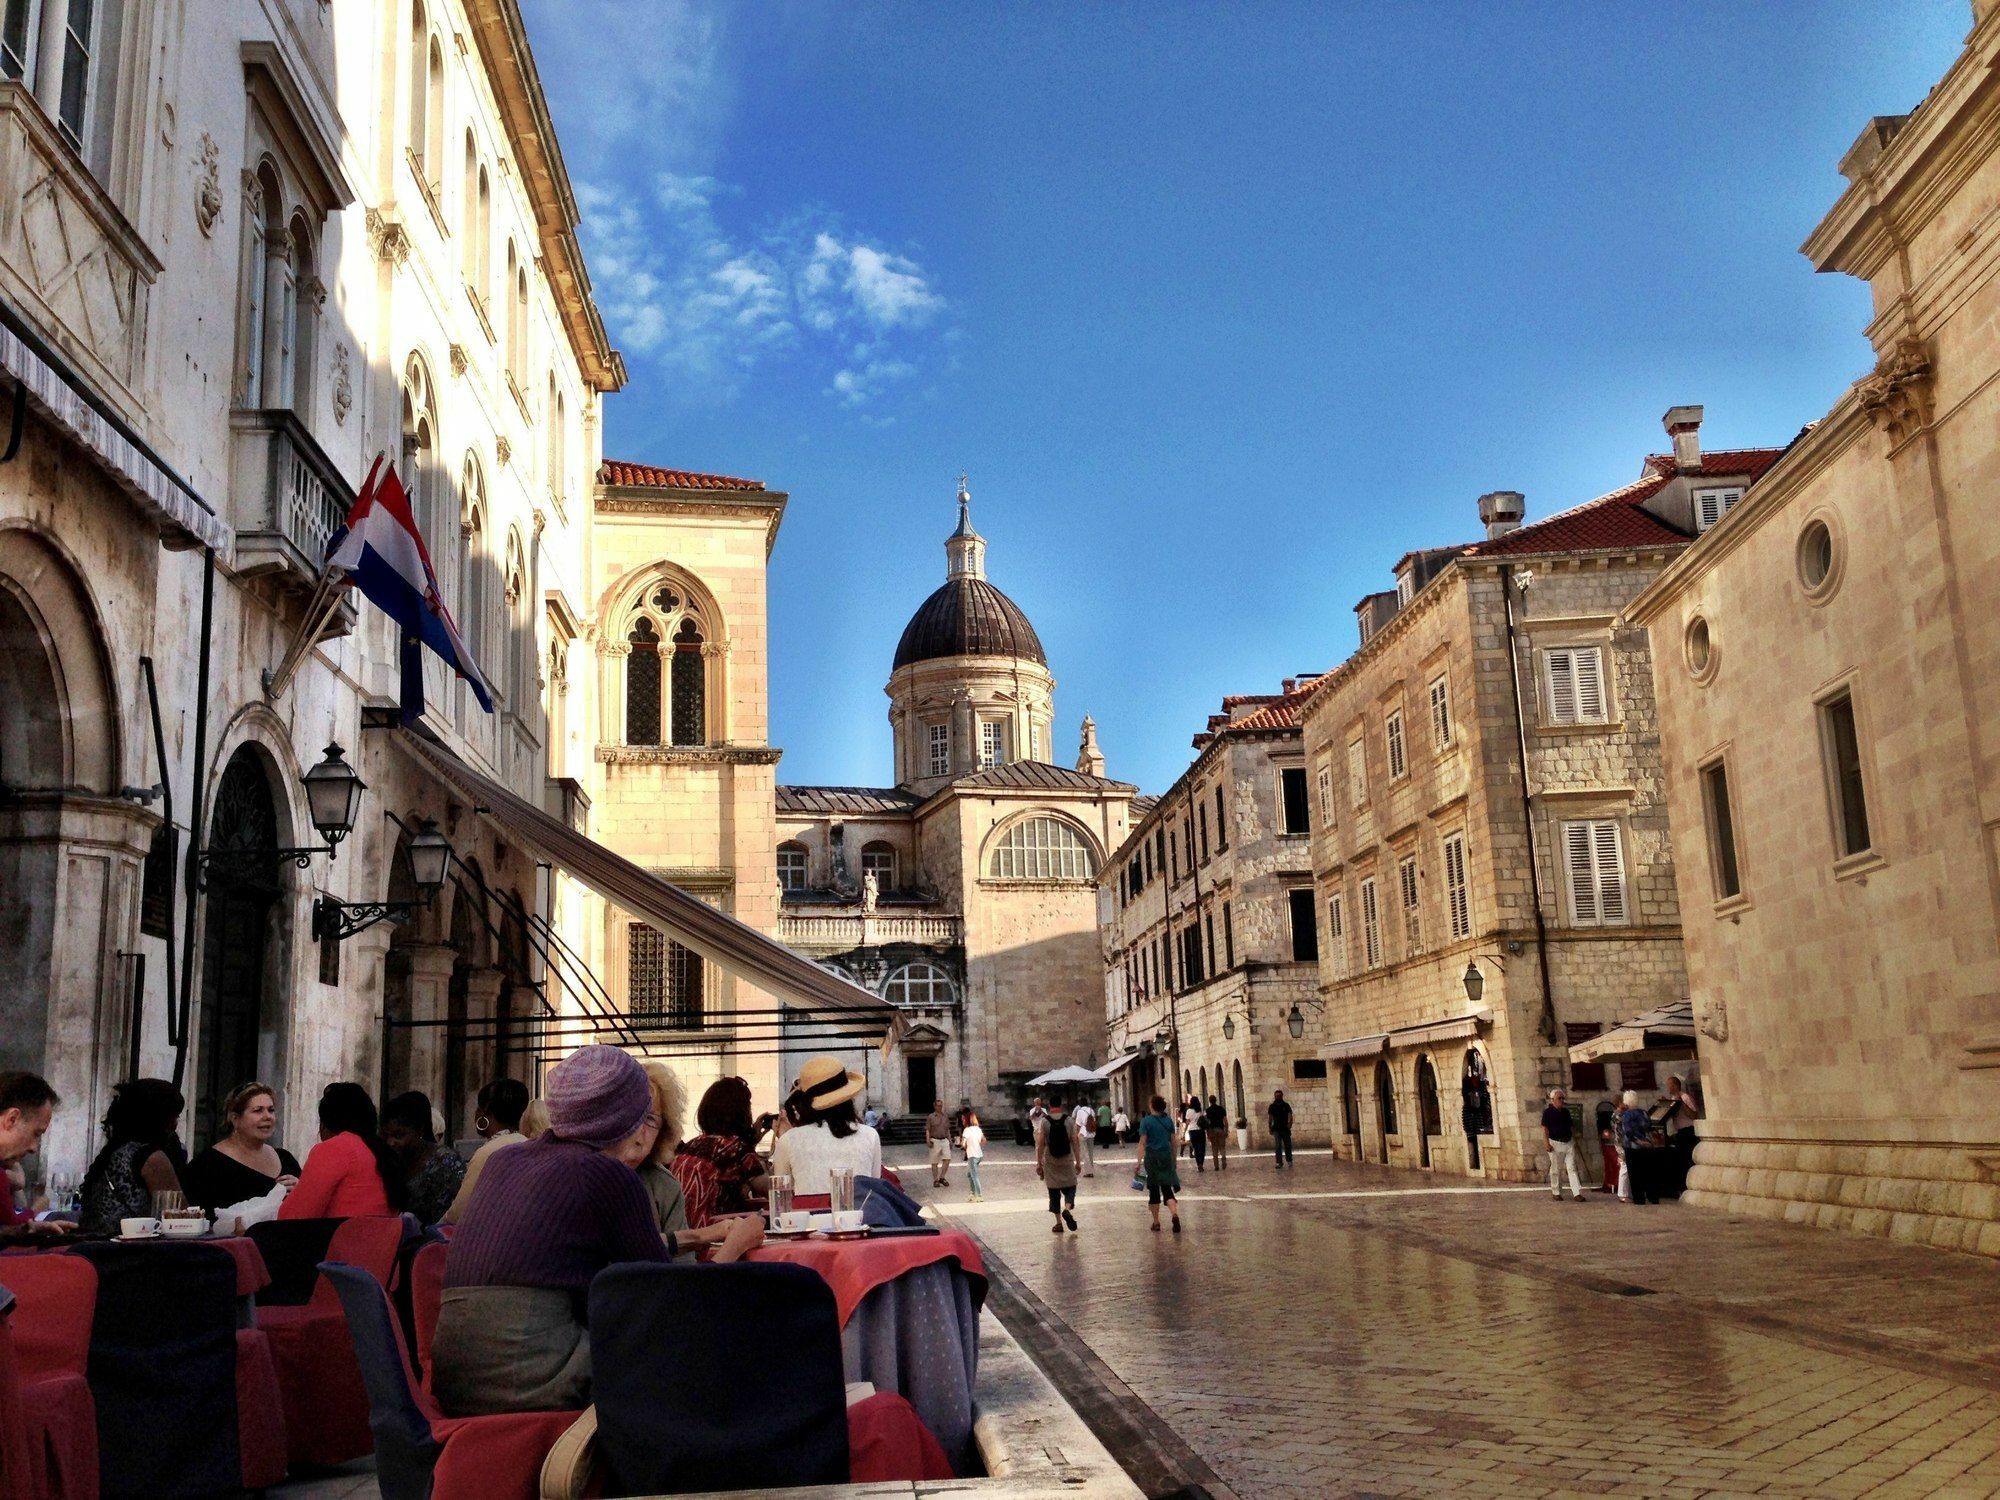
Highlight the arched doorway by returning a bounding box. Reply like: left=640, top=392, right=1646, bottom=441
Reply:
left=197, top=748, right=289, bottom=1146
left=1414, top=1055, right=1442, bottom=1168
left=1373, top=1059, right=1396, bottom=1164
left=1340, top=1064, right=1361, bottom=1158
left=1461, top=1048, right=1493, bottom=1170
left=1232, top=1060, right=1246, bottom=1126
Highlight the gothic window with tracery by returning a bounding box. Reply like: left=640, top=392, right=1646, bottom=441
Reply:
left=670, top=617, right=705, bottom=746
left=626, top=617, right=662, bottom=745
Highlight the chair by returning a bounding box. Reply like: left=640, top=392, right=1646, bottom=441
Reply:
left=258, top=1215, right=414, bottom=1466
left=320, top=1263, right=578, bottom=1500
left=588, top=1262, right=951, bottom=1493
left=409, top=1242, right=447, bottom=1386
left=0, top=1260, right=99, bottom=1500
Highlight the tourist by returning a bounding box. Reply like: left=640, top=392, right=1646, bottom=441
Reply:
left=1112, top=1104, right=1132, bottom=1143
left=1661, top=1074, right=1700, bottom=1193
left=1074, top=1098, right=1096, bottom=1176
left=433, top=1045, right=762, bottom=1415
left=78, top=1079, right=188, bottom=1234
left=1035, top=1097, right=1080, bottom=1234
left=441, top=1078, right=530, bottom=1225
left=1205, top=1094, right=1229, bottom=1170
left=1137, top=1096, right=1181, bottom=1233
left=381, top=1091, right=467, bottom=1226
left=279, top=1082, right=404, bottom=1218
left=182, top=1083, right=301, bottom=1212
left=959, top=1110, right=986, bottom=1201
left=1542, top=1087, right=1585, bottom=1202
left=925, top=1100, right=952, bottom=1187
left=0, top=1073, right=65, bottom=1241
left=1618, top=1089, right=1661, bottom=1205
left=632, top=1062, right=697, bottom=1244
left=767, top=1056, right=881, bottom=1193
left=521, top=1098, right=551, bottom=1139
left=863, top=1102, right=883, bottom=1132
left=1183, top=1095, right=1206, bottom=1171
left=1268, top=1089, right=1294, bottom=1168
left=676, top=1076, right=770, bottom=1219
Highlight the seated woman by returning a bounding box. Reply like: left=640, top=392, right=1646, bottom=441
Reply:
left=633, top=1062, right=693, bottom=1242
left=766, top=1056, right=881, bottom=1195
left=381, top=1090, right=467, bottom=1225
left=441, top=1079, right=531, bottom=1225
left=182, top=1082, right=301, bottom=1213
left=279, top=1082, right=405, bottom=1219
left=434, top=1046, right=761, bottom=1416
left=78, top=1079, right=188, bottom=1233
left=674, top=1076, right=768, bottom=1225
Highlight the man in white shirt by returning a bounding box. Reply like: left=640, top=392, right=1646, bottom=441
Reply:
left=1073, top=1100, right=1096, bottom=1176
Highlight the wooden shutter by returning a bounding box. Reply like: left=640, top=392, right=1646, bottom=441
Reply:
left=1564, top=821, right=1598, bottom=924
left=1444, top=833, right=1469, bottom=940
left=1348, top=739, right=1367, bottom=805
left=1546, top=650, right=1578, bottom=723
left=1327, top=893, right=1345, bottom=977
left=1430, top=677, right=1451, bottom=748
left=1361, top=879, right=1381, bottom=966
left=1387, top=712, right=1406, bottom=778
left=1593, top=821, right=1627, bottom=922
left=1575, top=648, right=1607, bottom=722
left=1697, top=490, right=1722, bottom=530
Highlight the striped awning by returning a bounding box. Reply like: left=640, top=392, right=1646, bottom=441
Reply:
left=1094, top=1052, right=1142, bottom=1077
left=1321, top=1010, right=1493, bottom=1064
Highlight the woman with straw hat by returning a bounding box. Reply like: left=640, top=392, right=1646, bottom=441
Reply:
left=767, top=1056, right=881, bottom=1195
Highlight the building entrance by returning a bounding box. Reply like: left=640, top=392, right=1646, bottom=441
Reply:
left=197, top=749, right=285, bottom=1147
left=907, top=1055, right=937, bottom=1114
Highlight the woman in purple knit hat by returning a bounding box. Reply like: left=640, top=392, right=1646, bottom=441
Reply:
left=432, top=1045, right=762, bottom=1416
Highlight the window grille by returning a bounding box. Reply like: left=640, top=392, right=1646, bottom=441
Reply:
left=988, top=817, right=1098, bottom=880
left=1562, top=819, right=1627, bottom=926
left=625, top=618, right=662, bottom=744
left=670, top=618, right=705, bottom=746
left=629, top=924, right=702, bottom=1027
left=776, top=844, right=807, bottom=891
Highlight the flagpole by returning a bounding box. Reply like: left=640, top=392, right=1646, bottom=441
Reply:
left=262, top=563, right=349, bottom=702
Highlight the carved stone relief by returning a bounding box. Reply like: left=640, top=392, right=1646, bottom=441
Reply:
left=331, top=343, right=353, bottom=425
left=195, top=133, right=222, bottom=237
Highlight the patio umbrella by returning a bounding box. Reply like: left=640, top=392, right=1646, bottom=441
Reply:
left=1025, top=1065, right=1104, bottom=1087
left=1567, top=1000, right=1698, bottom=1065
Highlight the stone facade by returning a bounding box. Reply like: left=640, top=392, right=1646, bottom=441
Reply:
left=1629, top=3, right=2000, bottom=1257
left=1100, top=685, right=1331, bottom=1149
left=1299, top=430, right=1779, bottom=1182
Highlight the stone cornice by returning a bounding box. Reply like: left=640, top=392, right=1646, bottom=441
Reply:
left=595, top=488, right=789, bottom=554
left=595, top=744, right=783, bottom=767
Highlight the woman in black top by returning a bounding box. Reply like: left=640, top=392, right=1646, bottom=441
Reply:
left=182, top=1082, right=301, bottom=1213
left=78, top=1079, right=190, bottom=1232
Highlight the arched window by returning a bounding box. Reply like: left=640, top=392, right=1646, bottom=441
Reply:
left=504, top=529, right=528, bottom=711
left=504, top=241, right=520, bottom=373
left=476, top=164, right=492, bottom=303
left=424, top=36, right=445, bottom=184
left=860, top=841, right=896, bottom=889
left=402, top=357, right=439, bottom=556
left=1198, top=1065, right=1208, bottom=1102
left=883, top=962, right=954, bottom=1008
left=461, top=131, right=479, bottom=284
left=1340, top=1064, right=1360, bottom=1138
left=1232, top=1060, right=1245, bottom=1122
left=408, top=3, right=429, bottom=168
left=548, top=381, right=566, bottom=501
left=1375, top=1059, right=1397, bottom=1137
left=458, top=492, right=485, bottom=728
left=987, top=816, right=1098, bottom=881
left=514, top=260, right=530, bottom=373
left=625, top=617, right=662, bottom=745
left=776, top=842, right=808, bottom=891
left=286, top=214, right=317, bottom=413
left=669, top=616, right=705, bottom=746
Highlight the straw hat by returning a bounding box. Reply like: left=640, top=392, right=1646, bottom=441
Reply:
left=795, top=1055, right=865, bottom=1110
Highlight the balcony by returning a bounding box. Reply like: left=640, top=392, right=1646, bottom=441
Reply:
left=229, top=408, right=357, bottom=633
left=778, top=910, right=963, bottom=953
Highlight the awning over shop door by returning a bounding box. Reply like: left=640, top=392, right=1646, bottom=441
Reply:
left=1567, top=1000, right=1696, bottom=1065
left=1322, top=1033, right=1388, bottom=1063
left=1094, top=1052, right=1141, bottom=1078
left=394, top=730, right=894, bottom=1037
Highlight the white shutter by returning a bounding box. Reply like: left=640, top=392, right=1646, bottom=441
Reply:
left=1444, top=833, right=1469, bottom=940
left=1387, top=711, right=1406, bottom=779
left=1430, top=676, right=1451, bottom=748
left=1564, top=822, right=1598, bottom=925
left=1593, top=821, right=1627, bottom=923
left=1575, top=648, right=1607, bottom=722
left=1361, top=879, right=1381, bottom=967
left=1348, top=739, right=1367, bottom=805
left=1697, top=490, right=1722, bottom=531
left=1545, top=651, right=1578, bottom=724
left=1327, top=894, right=1346, bottom=978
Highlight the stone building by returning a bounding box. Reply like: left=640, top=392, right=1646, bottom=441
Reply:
left=1099, top=682, right=1332, bottom=1151
left=1628, top=3, right=2000, bottom=1256
left=1298, top=421, right=1780, bottom=1180
left=775, top=482, right=1135, bottom=1120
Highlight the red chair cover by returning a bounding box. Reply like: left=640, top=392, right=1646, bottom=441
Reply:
left=1, top=1258, right=99, bottom=1500
left=260, top=1215, right=408, bottom=1466
left=0, top=1311, right=42, bottom=1500
left=410, top=1243, right=446, bottom=1387
left=429, top=1410, right=583, bottom=1500
left=232, top=1330, right=286, bottom=1490
left=845, top=1392, right=953, bottom=1483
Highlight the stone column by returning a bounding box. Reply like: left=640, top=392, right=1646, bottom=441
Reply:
left=399, top=943, right=457, bottom=1104
left=456, top=967, right=506, bottom=1136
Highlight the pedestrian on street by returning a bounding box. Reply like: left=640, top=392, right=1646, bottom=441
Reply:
left=1660, top=1074, right=1700, bottom=1195
left=959, top=1111, right=986, bottom=1201
left=1204, top=1095, right=1229, bottom=1169
left=1183, top=1096, right=1206, bottom=1171
left=925, top=1100, right=952, bottom=1187
left=1137, top=1095, right=1182, bottom=1233
left=1074, top=1099, right=1096, bottom=1176
left=1268, top=1089, right=1294, bottom=1168
left=1618, top=1089, right=1662, bottom=1205
left=1542, top=1087, right=1586, bottom=1202
left=1112, top=1105, right=1132, bottom=1143
left=1036, top=1097, right=1080, bottom=1234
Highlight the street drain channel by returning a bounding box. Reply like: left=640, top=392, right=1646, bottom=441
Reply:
left=1611, top=1284, right=1656, bottom=1296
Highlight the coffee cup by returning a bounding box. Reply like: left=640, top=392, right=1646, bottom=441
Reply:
left=831, top=1209, right=865, bottom=1232
left=775, top=1210, right=812, bottom=1233
left=119, top=1216, right=160, bottom=1238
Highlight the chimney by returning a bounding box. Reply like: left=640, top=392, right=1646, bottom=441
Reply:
left=1663, top=405, right=1703, bottom=471
left=1477, top=490, right=1525, bottom=541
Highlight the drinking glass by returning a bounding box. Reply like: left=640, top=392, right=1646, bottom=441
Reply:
left=152, top=1189, right=186, bottom=1219
left=767, top=1174, right=793, bottom=1227
left=830, top=1168, right=855, bottom=1216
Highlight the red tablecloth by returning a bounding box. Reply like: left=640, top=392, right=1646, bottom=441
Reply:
left=4, top=1236, right=268, bottom=1298
left=745, top=1229, right=984, bottom=1327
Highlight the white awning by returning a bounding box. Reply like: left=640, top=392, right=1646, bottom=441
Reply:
left=395, top=730, right=894, bottom=1035
left=1568, top=1000, right=1697, bottom=1065
left=1322, top=1033, right=1388, bottom=1063
left=1388, top=1010, right=1493, bottom=1050
left=1094, top=1052, right=1142, bottom=1078
left=0, top=320, right=229, bottom=552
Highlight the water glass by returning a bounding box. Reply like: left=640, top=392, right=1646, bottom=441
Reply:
left=152, top=1189, right=186, bottom=1219
left=767, top=1174, right=793, bottom=1227
left=830, top=1168, right=855, bottom=1215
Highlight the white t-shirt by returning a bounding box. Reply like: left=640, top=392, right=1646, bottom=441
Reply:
left=959, top=1124, right=986, bottom=1160
left=768, top=1121, right=883, bottom=1194
left=1074, top=1104, right=1095, bottom=1130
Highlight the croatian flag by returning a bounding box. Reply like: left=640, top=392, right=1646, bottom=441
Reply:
left=326, top=457, right=494, bottom=723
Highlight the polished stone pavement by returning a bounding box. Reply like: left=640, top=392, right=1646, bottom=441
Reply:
left=898, top=1140, right=2000, bottom=1499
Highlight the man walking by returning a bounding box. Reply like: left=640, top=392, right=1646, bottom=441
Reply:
left=1036, top=1098, right=1081, bottom=1233
left=1073, top=1099, right=1096, bottom=1176
left=1205, top=1094, right=1230, bottom=1169
left=1542, top=1087, right=1586, bottom=1202
left=1268, top=1089, right=1294, bottom=1168
left=925, top=1100, right=952, bottom=1187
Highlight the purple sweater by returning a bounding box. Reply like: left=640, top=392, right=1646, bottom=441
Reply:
left=444, top=1135, right=666, bottom=1291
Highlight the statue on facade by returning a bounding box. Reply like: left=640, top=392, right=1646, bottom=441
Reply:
left=862, top=870, right=879, bottom=914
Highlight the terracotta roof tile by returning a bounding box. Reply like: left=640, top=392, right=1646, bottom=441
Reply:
left=1466, top=448, right=1784, bottom=559
left=600, top=460, right=766, bottom=491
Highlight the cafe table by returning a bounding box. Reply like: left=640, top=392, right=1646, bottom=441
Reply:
left=746, top=1227, right=985, bottom=1474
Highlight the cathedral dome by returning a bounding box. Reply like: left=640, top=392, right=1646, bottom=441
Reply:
left=893, top=576, right=1047, bottom=670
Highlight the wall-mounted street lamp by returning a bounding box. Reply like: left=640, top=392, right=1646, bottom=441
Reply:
left=312, top=817, right=453, bottom=945
left=1222, top=1013, right=1236, bottom=1041
left=195, top=742, right=362, bottom=890
left=1288, top=1004, right=1305, bottom=1040
left=1463, top=960, right=1485, bottom=1007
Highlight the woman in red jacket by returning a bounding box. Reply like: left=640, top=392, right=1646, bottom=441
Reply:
left=279, top=1082, right=406, bottom=1218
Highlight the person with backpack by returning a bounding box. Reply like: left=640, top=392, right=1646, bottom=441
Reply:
left=1035, top=1096, right=1081, bottom=1233
left=1204, top=1094, right=1230, bottom=1170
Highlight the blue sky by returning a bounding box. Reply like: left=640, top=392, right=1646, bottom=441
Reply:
left=520, top=1, right=1966, bottom=795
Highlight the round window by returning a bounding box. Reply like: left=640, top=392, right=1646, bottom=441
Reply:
left=1684, top=615, right=1715, bottom=681
left=1798, top=519, right=1836, bottom=594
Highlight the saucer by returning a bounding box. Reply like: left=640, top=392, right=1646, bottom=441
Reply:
left=115, top=1232, right=162, bottom=1242
left=822, top=1227, right=871, bottom=1241
left=763, top=1225, right=818, bottom=1239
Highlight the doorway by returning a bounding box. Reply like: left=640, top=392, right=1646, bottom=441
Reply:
left=196, top=749, right=285, bottom=1147
left=1340, top=1064, right=1361, bottom=1158
left=906, top=1055, right=937, bottom=1115
left=1415, top=1055, right=1442, bottom=1169
left=1373, top=1059, right=1396, bottom=1164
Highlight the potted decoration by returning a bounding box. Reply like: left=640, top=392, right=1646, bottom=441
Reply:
left=1235, top=1116, right=1249, bottom=1152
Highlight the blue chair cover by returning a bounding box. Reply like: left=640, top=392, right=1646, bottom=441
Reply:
left=320, top=1262, right=441, bottom=1500
left=589, top=1261, right=850, bottom=1493
left=856, top=1175, right=926, bottom=1228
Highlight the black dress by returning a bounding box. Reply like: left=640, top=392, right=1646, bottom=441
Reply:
left=181, top=1146, right=302, bottom=1212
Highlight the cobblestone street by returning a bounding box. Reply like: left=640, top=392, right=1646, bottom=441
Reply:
left=894, top=1142, right=2000, bottom=1499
